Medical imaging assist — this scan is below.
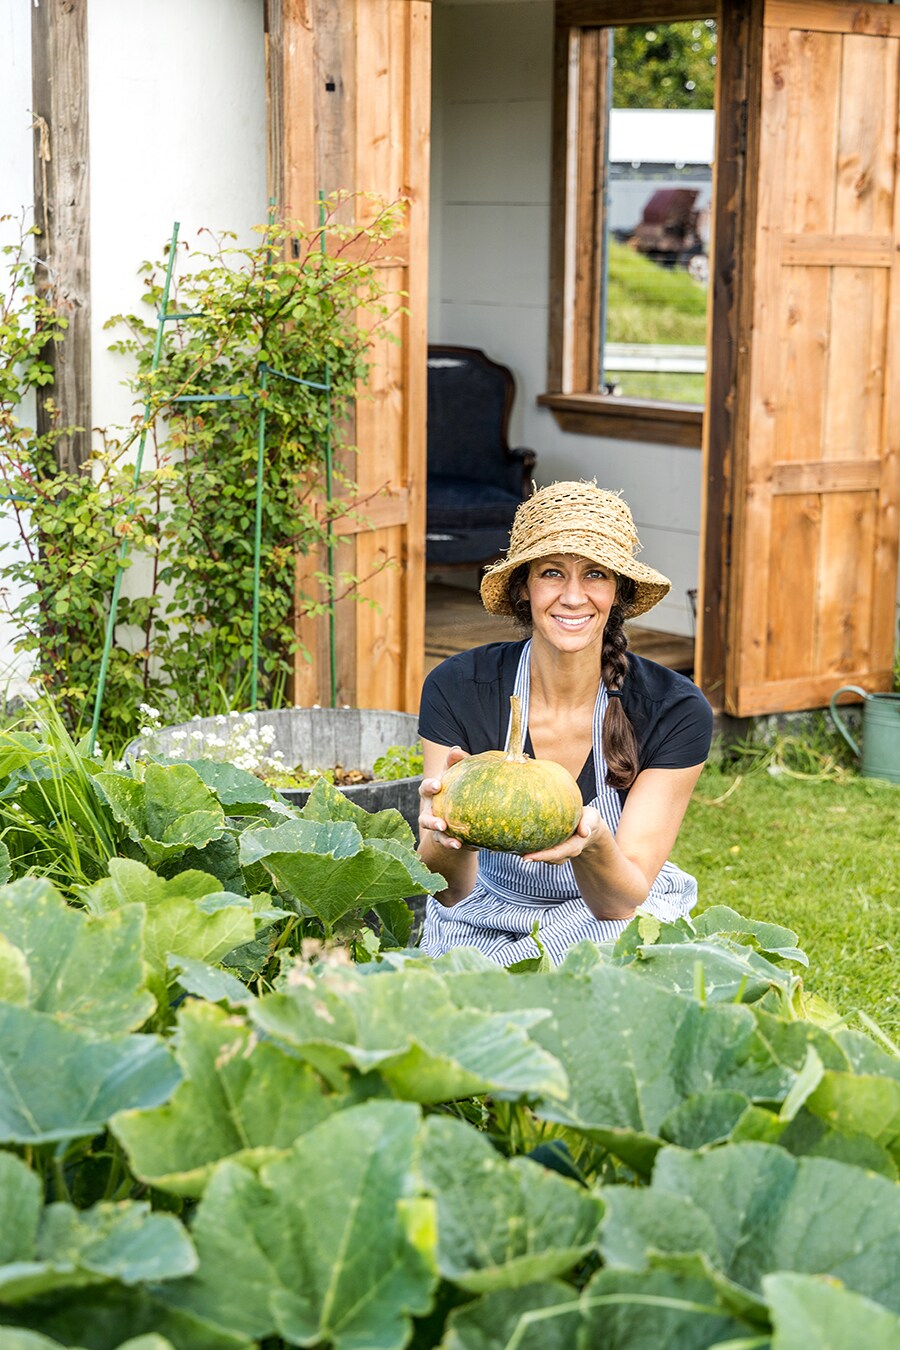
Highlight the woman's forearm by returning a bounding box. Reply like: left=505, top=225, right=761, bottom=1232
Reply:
left=417, top=830, right=479, bottom=906
left=570, top=829, right=651, bottom=921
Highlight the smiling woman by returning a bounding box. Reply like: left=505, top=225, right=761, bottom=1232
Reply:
left=416, top=480, right=713, bottom=966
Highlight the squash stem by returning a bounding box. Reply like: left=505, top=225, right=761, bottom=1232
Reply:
left=506, top=694, right=527, bottom=761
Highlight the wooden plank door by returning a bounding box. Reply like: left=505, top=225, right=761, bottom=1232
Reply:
left=724, top=0, right=900, bottom=716
left=267, top=0, right=430, bottom=713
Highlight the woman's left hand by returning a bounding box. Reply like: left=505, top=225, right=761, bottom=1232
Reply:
left=521, top=806, right=611, bottom=865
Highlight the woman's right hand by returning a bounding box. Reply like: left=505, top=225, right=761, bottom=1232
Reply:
left=418, top=744, right=471, bottom=850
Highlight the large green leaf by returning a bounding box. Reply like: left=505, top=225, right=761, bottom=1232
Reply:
left=0, top=732, right=44, bottom=783
left=658, top=1091, right=757, bottom=1150
left=777, top=1108, right=897, bottom=1179
left=614, top=937, right=798, bottom=1004
left=0, top=1200, right=196, bottom=1305
left=93, top=765, right=225, bottom=865
left=439, top=1282, right=581, bottom=1350
left=175, top=759, right=280, bottom=812
left=691, top=907, right=808, bottom=965
left=0, top=1153, right=42, bottom=1264
left=300, top=776, right=415, bottom=844
left=239, top=817, right=443, bottom=927
left=111, top=1000, right=340, bottom=1197
left=0, top=1333, right=80, bottom=1350
left=250, top=962, right=567, bottom=1102
left=598, top=1188, right=720, bottom=1275
left=0, top=1286, right=252, bottom=1350
left=580, top=1267, right=758, bottom=1349
left=803, top=1070, right=900, bottom=1160
left=84, top=860, right=255, bottom=1006
left=833, top=1028, right=900, bottom=1082
left=0, top=879, right=154, bottom=1034
left=0, top=842, right=10, bottom=886
left=763, top=1272, right=900, bottom=1350
left=0, top=1005, right=179, bottom=1144
left=443, top=966, right=827, bottom=1174
left=629, top=1144, right=900, bottom=1317
left=419, top=1115, right=603, bottom=1292
left=160, top=1102, right=437, bottom=1350
left=0, top=934, right=30, bottom=1006
left=166, top=956, right=251, bottom=1007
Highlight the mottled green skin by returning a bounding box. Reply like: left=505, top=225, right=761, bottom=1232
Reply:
left=434, top=751, right=582, bottom=854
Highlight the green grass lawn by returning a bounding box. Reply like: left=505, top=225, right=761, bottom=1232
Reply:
left=672, top=764, right=900, bottom=1037
left=604, top=240, right=708, bottom=403
left=606, top=240, right=708, bottom=344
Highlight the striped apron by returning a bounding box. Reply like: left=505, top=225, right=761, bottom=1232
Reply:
left=422, top=640, right=698, bottom=965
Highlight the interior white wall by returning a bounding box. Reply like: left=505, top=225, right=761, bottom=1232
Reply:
left=429, top=0, right=702, bottom=638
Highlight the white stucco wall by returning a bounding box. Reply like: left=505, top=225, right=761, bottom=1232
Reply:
left=0, top=0, right=268, bottom=693
left=429, top=0, right=702, bottom=638
left=87, top=0, right=267, bottom=436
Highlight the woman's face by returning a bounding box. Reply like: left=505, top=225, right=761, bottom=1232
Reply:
left=523, top=554, right=617, bottom=653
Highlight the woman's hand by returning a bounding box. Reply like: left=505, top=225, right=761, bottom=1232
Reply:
left=418, top=739, right=480, bottom=905
left=418, top=745, right=474, bottom=851
left=521, top=806, right=611, bottom=865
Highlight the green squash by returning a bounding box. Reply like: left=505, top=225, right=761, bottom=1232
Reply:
left=433, top=695, right=583, bottom=853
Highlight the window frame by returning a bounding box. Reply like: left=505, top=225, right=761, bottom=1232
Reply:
left=543, top=0, right=719, bottom=446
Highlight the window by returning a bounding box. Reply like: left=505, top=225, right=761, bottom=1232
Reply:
left=541, top=1, right=720, bottom=446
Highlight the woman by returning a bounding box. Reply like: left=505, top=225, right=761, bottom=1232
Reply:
left=417, top=480, right=713, bottom=964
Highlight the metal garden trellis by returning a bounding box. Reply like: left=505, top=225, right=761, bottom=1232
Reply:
left=88, top=203, right=340, bottom=755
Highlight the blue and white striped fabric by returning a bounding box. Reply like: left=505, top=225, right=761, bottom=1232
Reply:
left=422, top=641, right=698, bottom=965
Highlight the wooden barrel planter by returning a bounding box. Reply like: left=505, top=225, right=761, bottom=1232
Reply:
left=131, top=707, right=423, bottom=835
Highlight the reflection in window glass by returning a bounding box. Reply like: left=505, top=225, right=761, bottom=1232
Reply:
left=601, top=21, right=717, bottom=406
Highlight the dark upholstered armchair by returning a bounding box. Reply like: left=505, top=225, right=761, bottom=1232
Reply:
left=426, top=345, right=537, bottom=570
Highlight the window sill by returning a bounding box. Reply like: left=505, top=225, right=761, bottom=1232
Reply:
left=537, top=392, right=703, bottom=449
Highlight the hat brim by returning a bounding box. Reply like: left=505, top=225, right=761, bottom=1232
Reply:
left=480, top=538, right=671, bottom=619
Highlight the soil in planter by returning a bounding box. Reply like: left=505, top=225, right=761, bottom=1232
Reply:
left=264, top=763, right=374, bottom=790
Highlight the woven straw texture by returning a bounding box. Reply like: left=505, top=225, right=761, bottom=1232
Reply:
left=480, top=481, right=671, bottom=619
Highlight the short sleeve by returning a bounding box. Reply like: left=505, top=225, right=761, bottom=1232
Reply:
left=418, top=656, right=477, bottom=751
left=641, top=684, right=713, bottom=770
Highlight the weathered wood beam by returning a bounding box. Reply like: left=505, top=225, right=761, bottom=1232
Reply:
left=31, top=0, right=91, bottom=473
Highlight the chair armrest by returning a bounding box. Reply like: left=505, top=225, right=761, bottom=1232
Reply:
left=509, top=447, right=537, bottom=497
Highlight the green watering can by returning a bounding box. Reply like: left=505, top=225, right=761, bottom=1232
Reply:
left=829, top=685, right=900, bottom=784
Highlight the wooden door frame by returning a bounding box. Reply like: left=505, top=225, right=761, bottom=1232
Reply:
left=31, top=0, right=91, bottom=473
left=697, top=0, right=765, bottom=710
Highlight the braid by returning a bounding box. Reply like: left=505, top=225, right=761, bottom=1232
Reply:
left=602, top=579, right=640, bottom=789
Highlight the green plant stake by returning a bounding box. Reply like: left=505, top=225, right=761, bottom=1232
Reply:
left=320, top=190, right=337, bottom=709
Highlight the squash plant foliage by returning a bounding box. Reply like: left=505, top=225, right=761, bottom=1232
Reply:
left=0, top=733, right=897, bottom=1348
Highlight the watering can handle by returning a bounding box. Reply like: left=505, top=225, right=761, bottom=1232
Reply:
left=829, top=685, right=867, bottom=758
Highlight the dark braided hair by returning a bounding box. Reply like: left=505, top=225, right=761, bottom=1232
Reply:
left=508, top=564, right=640, bottom=790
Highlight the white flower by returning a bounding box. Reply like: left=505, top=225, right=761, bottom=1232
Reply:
left=171, top=730, right=188, bottom=742
left=215, top=715, right=227, bottom=725
left=169, top=746, right=183, bottom=758
left=190, top=730, right=204, bottom=741
left=139, top=703, right=161, bottom=720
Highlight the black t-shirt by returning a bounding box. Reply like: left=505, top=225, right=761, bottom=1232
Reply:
left=418, top=640, right=714, bottom=804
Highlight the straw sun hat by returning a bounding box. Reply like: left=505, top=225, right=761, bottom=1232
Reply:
left=480, top=480, right=671, bottom=619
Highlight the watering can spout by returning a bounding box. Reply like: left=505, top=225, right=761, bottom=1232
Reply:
left=829, top=685, right=900, bottom=784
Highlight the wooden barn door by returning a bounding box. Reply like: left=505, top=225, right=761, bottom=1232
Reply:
left=267, top=0, right=430, bottom=712
left=724, top=0, right=900, bottom=716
